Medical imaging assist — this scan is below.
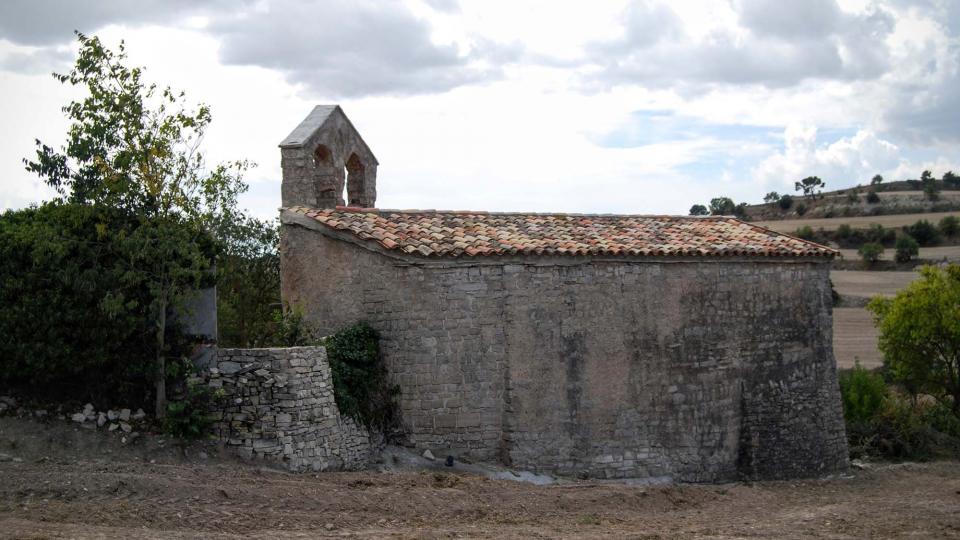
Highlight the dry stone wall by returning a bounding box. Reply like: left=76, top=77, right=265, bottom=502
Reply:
left=206, top=346, right=376, bottom=471
left=281, top=222, right=849, bottom=481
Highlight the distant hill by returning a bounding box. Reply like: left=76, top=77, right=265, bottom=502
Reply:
left=745, top=180, right=960, bottom=222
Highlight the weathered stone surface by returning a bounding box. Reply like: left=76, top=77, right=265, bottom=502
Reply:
left=70, top=413, right=86, bottom=423
left=280, top=106, right=377, bottom=209
left=206, top=347, right=378, bottom=472
left=280, top=224, right=849, bottom=481
left=119, top=409, right=131, bottom=421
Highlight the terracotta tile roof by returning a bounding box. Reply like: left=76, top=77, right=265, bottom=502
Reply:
left=286, top=206, right=837, bottom=259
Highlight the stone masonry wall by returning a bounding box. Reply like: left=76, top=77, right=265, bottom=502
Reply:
left=206, top=346, right=376, bottom=472
left=280, top=221, right=848, bottom=481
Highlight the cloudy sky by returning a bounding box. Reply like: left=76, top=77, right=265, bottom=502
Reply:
left=0, top=0, right=957, bottom=218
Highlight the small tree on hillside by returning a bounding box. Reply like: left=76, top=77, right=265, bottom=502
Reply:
left=708, top=196, right=736, bottom=216
left=25, top=33, right=250, bottom=418
left=871, top=174, right=884, bottom=185
left=763, top=191, right=781, bottom=204
left=944, top=171, right=960, bottom=189
left=858, top=243, right=884, bottom=264
left=894, top=235, right=919, bottom=263
left=795, top=176, right=825, bottom=199
left=689, top=204, right=708, bottom=216
left=868, top=265, right=960, bottom=417
left=940, top=215, right=960, bottom=238
left=921, top=170, right=940, bottom=201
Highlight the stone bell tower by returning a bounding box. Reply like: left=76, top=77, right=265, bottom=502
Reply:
left=279, top=105, right=378, bottom=209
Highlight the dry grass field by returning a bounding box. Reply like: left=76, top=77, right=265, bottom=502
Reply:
left=754, top=210, right=960, bottom=233
left=830, top=270, right=921, bottom=369
left=833, top=307, right=883, bottom=369
left=831, top=270, right=920, bottom=298
left=838, top=245, right=960, bottom=262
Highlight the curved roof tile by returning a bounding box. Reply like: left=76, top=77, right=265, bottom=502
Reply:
left=287, top=206, right=837, bottom=259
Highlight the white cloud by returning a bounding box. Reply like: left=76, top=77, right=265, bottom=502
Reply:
left=0, top=0, right=958, bottom=218
left=753, top=126, right=903, bottom=191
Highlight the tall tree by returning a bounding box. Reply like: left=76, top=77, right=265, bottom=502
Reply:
left=794, top=176, right=825, bottom=199
left=25, top=33, right=249, bottom=417
left=869, top=265, right=960, bottom=416
left=708, top=197, right=736, bottom=216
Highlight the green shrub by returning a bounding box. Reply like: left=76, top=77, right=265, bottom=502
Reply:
left=866, top=223, right=895, bottom=246
left=866, top=190, right=880, bottom=204
left=894, top=235, right=920, bottom=263
left=793, top=225, right=813, bottom=240
left=795, top=202, right=807, bottom=216
left=323, top=322, right=399, bottom=429
left=841, top=376, right=960, bottom=461
left=939, top=215, right=960, bottom=238
left=0, top=203, right=169, bottom=408
left=858, top=242, right=884, bottom=263
left=904, top=219, right=940, bottom=246
left=778, top=195, right=793, bottom=210
left=836, top=223, right=853, bottom=239
left=163, top=379, right=219, bottom=440
left=839, top=364, right=889, bottom=425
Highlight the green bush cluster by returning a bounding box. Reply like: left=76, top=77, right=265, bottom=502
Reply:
left=323, top=322, right=400, bottom=430
left=903, top=219, right=940, bottom=246
left=894, top=235, right=919, bottom=263
left=840, top=365, right=960, bottom=460
left=163, top=377, right=222, bottom=440
left=0, top=203, right=199, bottom=408
left=939, top=215, right=959, bottom=238
left=858, top=242, right=884, bottom=263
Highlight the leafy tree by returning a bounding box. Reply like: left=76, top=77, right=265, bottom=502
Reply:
left=839, top=363, right=889, bottom=425
left=217, top=217, right=282, bottom=347
left=778, top=194, right=794, bottom=210
left=794, top=225, right=814, bottom=240
left=795, top=176, right=825, bottom=199
left=940, top=215, right=960, bottom=238
left=868, top=265, right=960, bottom=417
left=871, top=174, right=884, bottom=185
left=858, top=242, right=884, bottom=263
left=708, top=196, right=736, bottom=216
left=24, top=33, right=249, bottom=417
left=763, top=191, right=781, bottom=204
left=733, top=202, right=749, bottom=220
left=894, top=235, right=919, bottom=263
left=904, top=219, right=940, bottom=247
left=921, top=170, right=940, bottom=201
left=944, top=171, right=960, bottom=189
left=0, top=203, right=155, bottom=406
left=688, top=204, right=709, bottom=216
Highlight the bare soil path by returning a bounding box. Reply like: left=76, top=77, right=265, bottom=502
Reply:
left=2, top=418, right=960, bottom=539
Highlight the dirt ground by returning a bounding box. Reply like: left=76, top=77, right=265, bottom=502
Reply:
left=2, top=418, right=960, bottom=539
left=754, top=210, right=960, bottom=232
